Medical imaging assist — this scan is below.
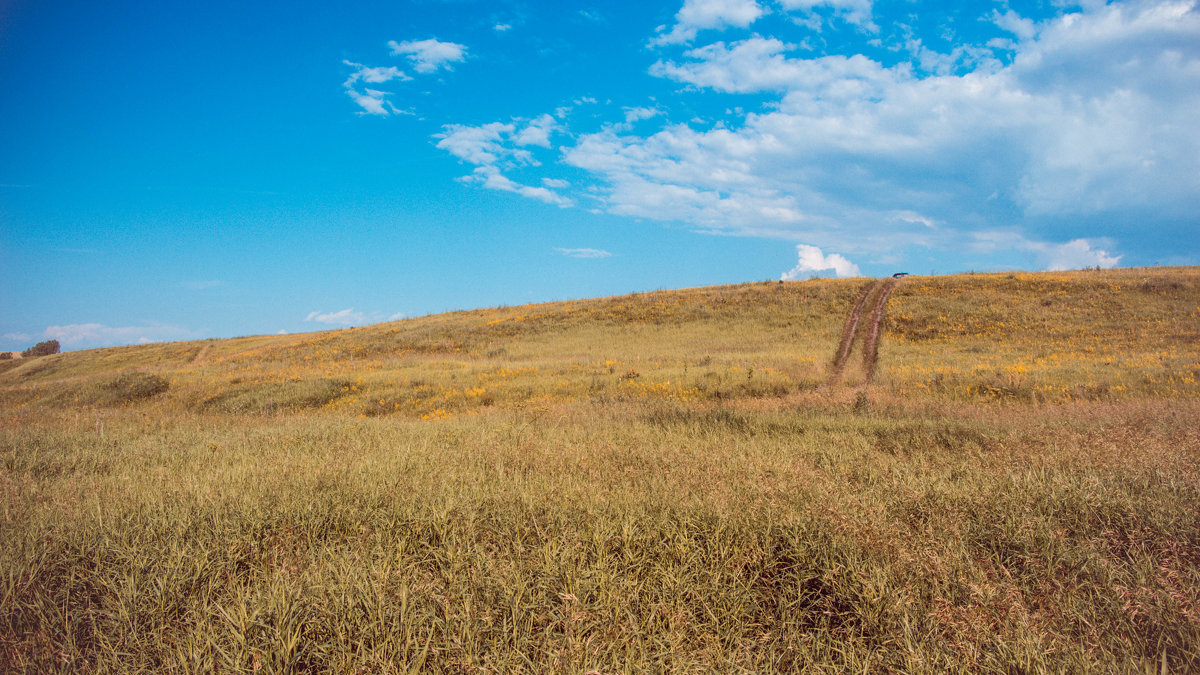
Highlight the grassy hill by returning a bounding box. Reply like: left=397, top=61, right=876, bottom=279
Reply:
left=2, top=267, right=1199, bottom=672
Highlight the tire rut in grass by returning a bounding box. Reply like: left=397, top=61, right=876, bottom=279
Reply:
left=828, top=278, right=900, bottom=385
left=860, top=279, right=898, bottom=383
left=828, top=280, right=882, bottom=385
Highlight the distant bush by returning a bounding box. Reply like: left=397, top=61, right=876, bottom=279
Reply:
left=22, top=340, right=60, bottom=358
left=0, top=352, right=12, bottom=361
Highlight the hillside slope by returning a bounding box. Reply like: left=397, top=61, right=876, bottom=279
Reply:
left=2, top=267, right=1199, bottom=672
left=3, top=267, right=1198, bottom=416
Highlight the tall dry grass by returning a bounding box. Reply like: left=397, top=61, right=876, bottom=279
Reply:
left=2, top=268, right=1198, bottom=672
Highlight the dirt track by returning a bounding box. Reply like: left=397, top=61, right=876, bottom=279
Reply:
left=828, top=278, right=898, bottom=385
left=828, top=281, right=877, bottom=383
left=860, top=279, right=897, bottom=382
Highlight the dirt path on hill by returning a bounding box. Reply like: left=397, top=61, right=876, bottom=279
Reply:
left=828, top=280, right=881, bottom=384
left=190, top=344, right=211, bottom=364
left=860, top=278, right=898, bottom=383
left=827, top=278, right=899, bottom=385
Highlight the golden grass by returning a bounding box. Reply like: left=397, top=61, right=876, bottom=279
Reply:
left=1, top=267, right=1198, bottom=672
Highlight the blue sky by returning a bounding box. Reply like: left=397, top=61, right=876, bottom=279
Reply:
left=1, top=0, right=1197, bottom=350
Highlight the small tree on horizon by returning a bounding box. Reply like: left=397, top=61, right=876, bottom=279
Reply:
left=22, top=339, right=60, bottom=358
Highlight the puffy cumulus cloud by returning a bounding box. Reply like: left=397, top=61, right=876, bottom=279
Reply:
left=426, top=0, right=1195, bottom=269
left=555, top=247, right=613, bottom=258
left=652, top=0, right=766, bottom=46
left=389, top=38, right=468, bottom=73
left=969, top=232, right=1122, bottom=271
left=1042, top=239, right=1121, bottom=271
left=568, top=0, right=1199, bottom=260
left=42, top=323, right=196, bottom=349
left=781, top=244, right=860, bottom=279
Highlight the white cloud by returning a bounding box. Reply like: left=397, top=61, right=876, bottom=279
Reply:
left=652, top=0, right=766, bottom=46
left=778, top=0, right=875, bottom=30
left=42, top=323, right=196, bottom=348
left=494, top=23, right=512, bottom=32
left=624, top=106, right=661, bottom=123
left=460, top=166, right=573, bottom=206
left=991, top=9, right=1037, bottom=42
left=435, top=116, right=559, bottom=165
left=305, top=309, right=405, bottom=326
left=436, top=122, right=519, bottom=165
left=781, top=244, right=860, bottom=279
left=306, top=308, right=365, bottom=325
left=342, top=60, right=411, bottom=115
left=555, top=247, right=613, bottom=258
left=970, top=232, right=1122, bottom=271
left=3, top=332, right=33, bottom=342
left=651, top=37, right=891, bottom=93
left=435, top=117, right=573, bottom=207
left=555, top=0, right=1200, bottom=259
left=389, top=38, right=468, bottom=74
left=345, top=62, right=409, bottom=85
left=512, top=114, right=558, bottom=147
left=421, top=1, right=1197, bottom=270
left=1042, top=239, right=1121, bottom=270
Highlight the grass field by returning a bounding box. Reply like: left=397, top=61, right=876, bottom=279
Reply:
left=2, top=267, right=1199, bottom=672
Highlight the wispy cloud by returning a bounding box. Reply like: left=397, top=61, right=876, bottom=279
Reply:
left=781, top=244, right=859, bottom=279
left=305, top=308, right=365, bottom=325
left=460, top=166, right=574, bottom=206
left=305, top=309, right=405, bottom=326
left=435, top=118, right=573, bottom=206
left=555, top=247, right=613, bottom=259
left=41, top=323, right=196, bottom=349
left=778, top=0, right=876, bottom=31
left=342, top=60, right=412, bottom=115
left=388, top=38, right=468, bottom=74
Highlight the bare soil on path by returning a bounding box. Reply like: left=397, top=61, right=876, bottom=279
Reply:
left=828, top=280, right=880, bottom=384
left=860, top=279, right=898, bottom=382
left=827, top=278, right=899, bottom=385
